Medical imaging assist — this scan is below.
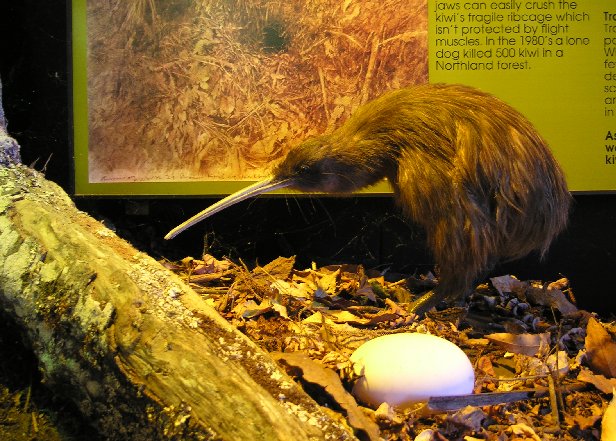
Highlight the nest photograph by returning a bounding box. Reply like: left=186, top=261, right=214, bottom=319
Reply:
left=85, top=0, right=428, bottom=184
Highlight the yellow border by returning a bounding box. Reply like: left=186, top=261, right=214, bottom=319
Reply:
left=72, top=0, right=90, bottom=194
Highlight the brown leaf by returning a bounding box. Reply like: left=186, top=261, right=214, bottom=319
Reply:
left=270, top=279, right=311, bottom=299
left=302, top=311, right=325, bottom=324
left=506, top=423, right=542, bottom=441
left=447, top=406, right=487, bottom=432
left=242, top=256, right=296, bottom=293
left=196, top=254, right=232, bottom=274
left=563, top=404, right=603, bottom=430
left=238, top=299, right=272, bottom=319
left=257, top=256, right=296, bottom=281
left=490, top=275, right=527, bottom=296
left=219, top=95, right=235, bottom=117
left=476, top=355, right=496, bottom=377
left=316, top=268, right=340, bottom=296
left=525, top=281, right=577, bottom=315
left=577, top=367, right=616, bottom=394
left=485, top=332, right=550, bottom=356
left=585, top=317, right=616, bottom=378
left=272, top=352, right=381, bottom=441
left=355, top=283, right=377, bottom=301
left=327, top=310, right=369, bottom=325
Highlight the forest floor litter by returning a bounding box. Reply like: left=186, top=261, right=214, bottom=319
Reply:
left=0, top=252, right=614, bottom=440
left=163, top=254, right=616, bottom=441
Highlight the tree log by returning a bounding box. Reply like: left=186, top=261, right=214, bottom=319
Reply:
left=0, top=100, right=356, bottom=440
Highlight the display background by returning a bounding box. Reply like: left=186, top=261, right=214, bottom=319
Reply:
left=73, top=0, right=614, bottom=194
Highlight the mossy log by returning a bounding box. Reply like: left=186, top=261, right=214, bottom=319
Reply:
left=0, top=131, right=356, bottom=439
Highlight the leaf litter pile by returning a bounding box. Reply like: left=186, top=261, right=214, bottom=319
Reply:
left=164, top=254, right=616, bottom=441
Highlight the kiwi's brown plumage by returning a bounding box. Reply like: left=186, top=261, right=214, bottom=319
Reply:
left=273, top=83, right=571, bottom=306
left=167, top=83, right=571, bottom=311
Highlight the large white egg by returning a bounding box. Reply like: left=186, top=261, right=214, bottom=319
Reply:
left=350, top=333, right=475, bottom=409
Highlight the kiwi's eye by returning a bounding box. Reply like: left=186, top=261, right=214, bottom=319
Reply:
left=297, top=164, right=311, bottom=175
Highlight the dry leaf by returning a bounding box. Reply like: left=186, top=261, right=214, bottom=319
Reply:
left=513, top=353, right=546, bottom=378
left=239, top=299, right=272, bottom=319
left=586, top=317, right=616, bottom=378
left=506, top=423, right=542, bottom=441
left=447, top=406, right=487, bottom=432
left=270, top=279, right=310, bottom=299
left=219, top=94, right=235, bottom=116
left=238, top=298, right=288, bottom=319
left=271, top=300, right=289, bottom=319
left=258, top=256, right=296, bottom=280
left=244, top=256, right=296, bottom=293
left=485, top=332, right=550, bottom=356
left=197, top=254, right=232, bottom=273
left=414, top=429, right=436, bottom=441
left=327, top=310, right=369, bottom=325
left=275, top=121, right=289, bottom=142
left=545, top=351, right=570, bottom=377
left=272, top=352, right=381, bottom=441
left=328, top=105, right=347, bottom=126
left=577, top=367, right=616, bottom=394
left=526, top=281, right=578, bottom=315
left=249, top=135, right=277, bottom=157
left=355, top=284, right=377, bottom=301
left=476, top=355, right=496, bottom=377
left=490, top=275, right=527, bottom=296
left=301, top=311, right=324, bottom=325
left=563, top=404, right=603, bottom=430
left=316, top=268, right=340, bottom=296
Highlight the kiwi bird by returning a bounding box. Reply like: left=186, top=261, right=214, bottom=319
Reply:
left=165, top=83, right=571, bottom=313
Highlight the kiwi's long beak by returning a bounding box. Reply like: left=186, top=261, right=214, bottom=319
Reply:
left=164, top=177, right=292, bottom=240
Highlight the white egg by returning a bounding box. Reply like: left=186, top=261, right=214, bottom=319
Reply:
left=350, top=333, right=475, bottom=409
